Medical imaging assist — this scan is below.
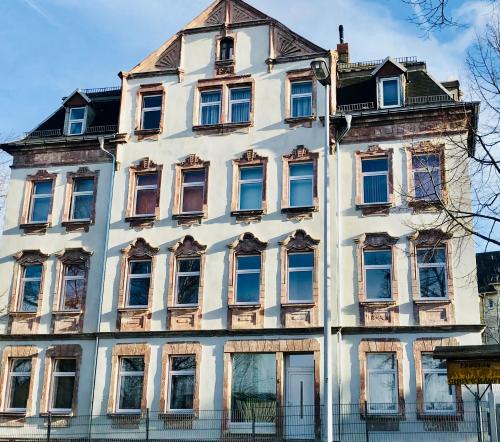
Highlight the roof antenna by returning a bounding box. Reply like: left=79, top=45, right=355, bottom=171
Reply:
left=339, top=25, right=344, bottom=44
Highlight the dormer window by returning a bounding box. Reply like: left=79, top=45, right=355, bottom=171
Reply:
left=380, top=77, right=401, bottom=108
left=68, top=107, right=86, bottom=135
left=219, top=37, right=234, bottom=61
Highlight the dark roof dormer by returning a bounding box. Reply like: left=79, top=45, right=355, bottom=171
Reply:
left=63, top=90, right=92, bottom=136
left=372, top=57, right=407, bottom=109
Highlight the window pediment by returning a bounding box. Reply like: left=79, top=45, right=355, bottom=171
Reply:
left=355, top=232, right=399, bottom=249
left=280, top=229, right=319, bottom=252
left=169, top=235, right=207, bottom=257
left=121, top=238, right=159, bottom=259
left=13, top=250, right=49, bottom=265
left=410, top=229, right=452, bottom=247
left=228, top=232, right=267, bottom=254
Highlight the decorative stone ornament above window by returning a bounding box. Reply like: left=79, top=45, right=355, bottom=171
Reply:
left=134, top=83, right=166, bottom=139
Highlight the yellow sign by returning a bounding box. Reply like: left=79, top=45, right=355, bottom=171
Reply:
left=447, top=360, right=500, bottom=385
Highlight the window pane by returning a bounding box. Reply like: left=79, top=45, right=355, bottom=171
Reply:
left=72, top=194, right=93, bottom=219
left=414, top=170, right=441, bottom=200
left=142, top=110, right=161, bottom=130
left=183, top=170, right=205, bottom=183
left=289, top=271, right=313, bottom=302
left=10, top=376, right=30, bottom=409
left=231, top=88, right=251, bottom=101
left=366, top=268, right=391, bottom=299
left=289, top=253, right=314, bottom=268
left=12, top=359, right=31, bottom=373
left=55, top=359, right=76, bottom=372
left=240, top=183, right=262, bottom=210
left=290, top=163, right=313, bottom=177
left=128, top=278, right=150, bottom=306
left=69, top=122, right=83, bottom=135
left=137, top=174, right=158, bottom=187
left=382, top=79, right=399, bottom=106
left=170, top=375, right=194, bottom=410
left=63, top=279, right=85, bottom=310
left=172, top=356, right=195, bottom=371
left=231, top=103, right=250, bottom=123
left=422, top=354, right=446, bottom=370
left=201, top=105, right=220, bottom=125
left=231, top=354, right=276, bottom=423
left=135, top=189, right=157, bottom=215
left=52, top=376, right=75, bottom=409
left=240, top=167, right=262, bottom=181
left=22, top=281, right=40, bottom=312
left=130, top=261, right=151, bottom=274
left=236, top=273, right=260, bottom=303
left=31, top=197, right=51, bottom=222
left=424, top=373, right=454, bottom=411
left=177, top=276, right=199, bottom=304
left=417, top=248, right=446, bottom=264
left=182, top=186, right=204, bottom=212
left=74, top=178, right=94, bottom=192
left=413, top=154, right=440, bottom=170
left=143, top=95, right=162, bottom=108
left=70, top=108, right=85, bottom=120
left=122, top=357, right=144, bottom=372
left=291, top=82, right=312, bottom=95
left=24, top=264, right=42, bottom=279
left=119, top=376, right=143, bottom=410
left=419, top=267, right=447, bottom=297
left=290, top=179, right=313, bottom=207
left=237, top=255, right=261, bottom=270
left=363, top=175, right=388, bottom=203
left=201, top=91, right=221, bottom=103
left=368, top=372, right=397, bottom=412
left=367, top=354, right=395, bottom=370
left=178, top=258, right=200, bottom=273
left=364, top=251, right=391, bottom=266
left=292, top=96, right=312, bottom=118
left=34, top=181, right=52, bottom=195
left=362, top=158, right=388, bottom=173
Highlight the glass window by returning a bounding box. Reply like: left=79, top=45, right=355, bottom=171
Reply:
left=7, top=358, right=31, bottom=411
left=367, top=353, right=397, bottom=414
left=19, top=264, right=42, bottom=312
left=68, top=107, right=86, bottom=135
left=134, top=173, right=159, bottom=216
left=61, top=262, right=85, bottom=311
left=412, top=154, right=442, bottom=201
left=289, top=162, right=314, bottom=208
left=239, top=166, right=263, bottom=211
left=288, top=252, right=314, bottom=302
left=361, top=158, right=389, bottom=204
left=381, top=78, right=400, bottom=107
left=117, top=357, right=144, bottom=412
left=176, top=257, right=200, bottom=305
left=181, top=170, right=205, bottom=214
left=229, top=87, right=251, bottom=123
left=219, top=37, right=234, bottom=61
left=141, top=95, right=162, bottom=130
left=29, top=180, right=53, bottom=223
left=231, top=353, right=276, bottom=423
left=291, top=81, right=313, bottom=118
left=422, top=354, right=455, bottom=413
left=417, top=247, right=447, bottom=298
left=235, top=255, right=261, bottom=304
left=364, top=250, right=392, bottom=300
left=51, top=359, right=76, bottom=412
left=126, top=260, right=151, bottom=307
left=70, top=177, right=94, bottom=220
left=200, top=90, right=221, bottom=125
left=168, top=356, right=196, bottom=411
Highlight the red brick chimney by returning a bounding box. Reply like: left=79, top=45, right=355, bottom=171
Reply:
left=337, top=25, right=349, bottom=64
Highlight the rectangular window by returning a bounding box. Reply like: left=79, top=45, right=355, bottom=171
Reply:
left=361, top=158, right=389, bottom=204
left=417, top=247, right=447, bottom=298
left=364, top=250, right=392, bottom=300
left=7, top=358, right=31, bottom=412
left=238, top=166, right=263, bottom=211
left=181, top=170, right=205, bottom=214
left=231, top=353, right=276, bottom=423
left=289, top=162, right=314, bottom=208
left=412, top=154, right=442, bottom=201
left=200, top=90, right=222, bottom=125
left=126, top=260, right=151, bottom=308
left=70, top=177, right=94, bottom=221
left=134, top=173, right=159, bottom=216
left=367, top=353, right=397, bottom=414
left=141, top=95, right=162, bottom=130
left=29, top=180, right=53, bottom=223
left=288, top=252, right=314, bottom=303
left=175, top=258, right=200, bottom=306
left=50, top=359, right=76, bottom=412
left=291, top=81, right=313, bottom=118
left=117, top=357, right=144, bottom=413
left=60, top=263, right=85, bottom=311
left=229, top=87, right=251, bottom=123
left=19, top=264, right=42, bottom=312
left=168, top=356, right=196, bottom=412
left=381, top=78, right=400, bottom=108
left=68, top=107, right=86, bottom=135
left=235, top=255, right=261, bottom=304
left=422, top=354, right=455, bottom=413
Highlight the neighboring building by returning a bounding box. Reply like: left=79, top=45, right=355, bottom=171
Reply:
left=0, top=0, right=483, bottom=440
left=477, top=251, right=500, bottom=344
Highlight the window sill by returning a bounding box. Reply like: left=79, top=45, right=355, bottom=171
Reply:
left=9, top=311, right=38, bottom=316
left=172, top=212, right=205, bottom=226
left=134, top=128, right=161, bottom=137
left=359, top=300, right=396, bottom=306
left=125, top=215, right=157, bottom=229
left=281, top=206, right=317, bottom=220
left=192, top=122, right=251, bottom=134
left=117, top=307, right=150, bottom=312
left=281, top=302, right=315, bottom=308
left=52, top=310, right=82, bottom=316
left=408, top=199, right=444, bottom=212
left=62, top=219, right=92, bottom=233
left=356, top=203, right=392, bottom=216
left=19, top=222, right=50, bottom=235
left=40, top=411, right=74, bottom=417
left=231, top=209, right=264, bottom=222
left=413, top=299, right=451, bottom=304
left=167, top=305, right=199, bottom=310
left=228, top=303, right=261, bottom=309
left=284, top=116, right=316, bottom=128
left=0, top=411, right=26, bottom=417
left=159, top=411, right=195, bottom=429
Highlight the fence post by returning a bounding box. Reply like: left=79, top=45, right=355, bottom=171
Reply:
left=145, top=408, right=150, bottom=442
left=489, top=389, right=498, bottom=442
left=46, top=411, right=52, bottom=442
left=251, top=405, right=256, bottom=442
left=364, top=401, right=369, bottom=442
left=476, top=393, right=484, bottom=442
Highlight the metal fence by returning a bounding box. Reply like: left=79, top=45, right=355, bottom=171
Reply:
left=0, top=402, right=493, bottom=441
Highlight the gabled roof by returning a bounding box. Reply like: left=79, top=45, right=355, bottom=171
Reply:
left=371, top=57, right=407, bottom=76
left=477, top=251, right=500, bottom=294
left=62, top=89, right=91, bottom=106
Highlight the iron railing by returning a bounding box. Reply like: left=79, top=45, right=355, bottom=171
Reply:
left=0, top=402, right=493, bottom=441
left=25, top=125, right=117, bottom=138
left=337, top=102, right=375, bottom=113
left=338, top=56, right=418, bottom=70
left=408, top=95, right=454, bottom=105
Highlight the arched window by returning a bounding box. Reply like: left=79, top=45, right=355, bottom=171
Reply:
left=219, top=37, right=234, bottom=61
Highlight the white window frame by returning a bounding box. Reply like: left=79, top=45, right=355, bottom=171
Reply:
left=175, top=257, right=200, bottom=307
left=28, top=180, right=52, bottom=223
left=417, top=247, right=448, bottom=300
left=364, top=250, right=392, bottom=301
left=134, top=173, right=158, bottom=216
left=180, top=170, right=205, bottom=214
left=421, top=353, right=456, bottom=414
left=19, top=264, right=42, bottom=312
left=6, top=358, right=31, bottom=413
left=70, top=177, right=94, bottom=221
left=361, top=157, right=389, bottom=204
left=287, top=251, right=314, bottom=303
left=167, top=355, right=196, bottom=413
left=125, top=259, right=151, bottom=308
left=235, top=255, right=261, bottom=305
left=200, top=89, right=222, bottom=125
left=238, top=166, right=263, bottom=211
left=50, top=358, right=76, bottom=414
left=228, top=87, right=251, bottom=123
left=141, top=94, right=162, bottom=130
left=290, top=80, right=313, bottom=118
left=366, top=353, right=398, bottom=415
left=68, top=107, right=87, bottom=135
left=379, top=77, right=401, bottom=109
left=60, top=262, right=85, bottom=312
left=116, top=357, right=144, bottom=414
left=289, top=162, right=314, bottom=208
left=412, top=153, right=441, bottom=201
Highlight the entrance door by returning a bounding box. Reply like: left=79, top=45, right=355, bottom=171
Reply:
left=285, top=355, right=315, bottom=439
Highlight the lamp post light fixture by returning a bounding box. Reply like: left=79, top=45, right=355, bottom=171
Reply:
left=311, top=59, right=331, bottom=86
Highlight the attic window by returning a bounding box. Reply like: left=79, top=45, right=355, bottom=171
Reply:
left=68, top=107, right=86, bottom=135
left=219, top=37, right=234, bottom=61
left=380, top=77, right=401, bottom=108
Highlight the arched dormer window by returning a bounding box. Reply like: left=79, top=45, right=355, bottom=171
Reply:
left=219, top=37, right=234, bottom=61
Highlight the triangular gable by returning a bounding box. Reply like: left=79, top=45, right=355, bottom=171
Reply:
left=371, top=57, right=407, bottom=77
left=62, top=89, right=91, bottom=107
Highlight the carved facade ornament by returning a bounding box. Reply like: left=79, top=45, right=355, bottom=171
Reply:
left=169, top=235, right=207, bottom=257
left=131, top=157, right=159, bottom=172
left=28, top=169, right=56, bottom=180
left=272, top=26, right=324, bottom=59
left=56, top=248, right=93, bottom=264
left=121, top=238, right=159, bottom=259
left=355, top=232, right=399, bottom=249
left=229, top=232, right=267, bottom=254
left=284, top=145, right=315, bottom=161
left=408, top=140, right=444, bottom=153
left=230, top=1, right=265, bottom=23
left=280, top=229, right=320, bottom=251
left=238, top=149, right=266, bottom=164
left=205, top=1, right=226, bottom=25
left=410, top=229, right=452, bottom=246
left=155, top=36, right=182, bottom=70
left=178, top=154, right=206, bottom=168
left=13, top=250, right=49, bottom=265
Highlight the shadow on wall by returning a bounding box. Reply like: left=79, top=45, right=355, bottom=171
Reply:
left=0, top=150, right=13, bottom=237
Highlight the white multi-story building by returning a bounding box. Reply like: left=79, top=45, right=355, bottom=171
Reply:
left=0, top=1, right=484, bottom=440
